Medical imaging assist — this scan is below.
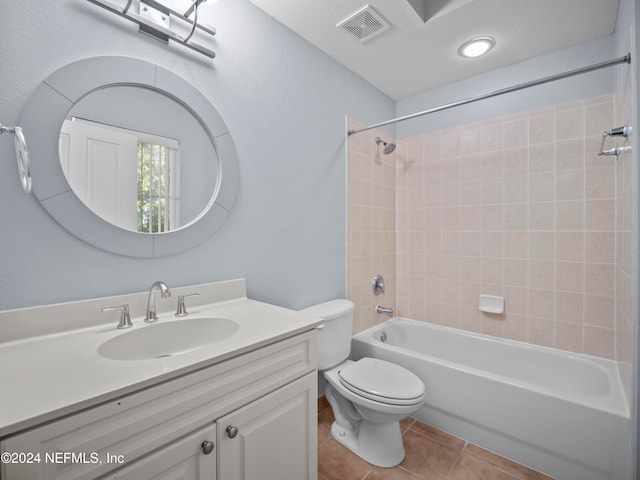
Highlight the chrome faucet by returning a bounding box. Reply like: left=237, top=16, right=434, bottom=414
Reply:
left=375, top=305, right=394, bottom=317
left=145, top=281, right=172, bottom=323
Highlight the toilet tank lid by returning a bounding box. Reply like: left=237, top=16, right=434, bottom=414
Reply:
left=299, top=299, right=354, bottom=320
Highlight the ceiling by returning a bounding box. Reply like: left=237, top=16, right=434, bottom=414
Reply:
left=246, top=0, right=619, bottom=100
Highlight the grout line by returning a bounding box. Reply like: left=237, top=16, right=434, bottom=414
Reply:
left=443, top=447, right=466, bottom=479
left=360, top=468, right=375, bottom=480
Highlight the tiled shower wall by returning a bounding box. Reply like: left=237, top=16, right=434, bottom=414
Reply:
left=346, top=119, right=396, bottom=333
left=347, top=93, right=629, bottom=361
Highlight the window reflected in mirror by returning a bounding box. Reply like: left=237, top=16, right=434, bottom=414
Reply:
left=60, top=118, right=182, bottom=233
left=137, top=139, right=179, bottom=233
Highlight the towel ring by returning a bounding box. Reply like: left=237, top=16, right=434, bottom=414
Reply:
left=0, top=124, right=32, bottom=194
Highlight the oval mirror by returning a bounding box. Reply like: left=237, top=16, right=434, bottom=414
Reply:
left=20, top=57, right=239, bottom=257
left=60, top=85, right=219, bottom=233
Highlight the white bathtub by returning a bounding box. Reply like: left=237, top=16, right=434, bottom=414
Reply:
left=350, top=318, right=631, bottom=480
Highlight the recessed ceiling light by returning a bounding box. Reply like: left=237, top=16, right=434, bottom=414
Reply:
left=458, top=36, right=495, bottom=58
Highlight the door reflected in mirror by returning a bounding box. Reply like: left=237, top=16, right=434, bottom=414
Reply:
left=58, top=85, right=219, bottom=233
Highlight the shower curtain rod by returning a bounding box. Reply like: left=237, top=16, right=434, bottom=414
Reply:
left=347, top=53, right=631, bottom=136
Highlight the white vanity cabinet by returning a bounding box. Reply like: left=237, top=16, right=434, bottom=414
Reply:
left=1, top=331, right=317, bottom=480
left=217, top=373, right=316, bottom=480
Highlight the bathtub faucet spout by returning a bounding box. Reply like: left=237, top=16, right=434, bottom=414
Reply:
left=376, top=305, right=393, bottom=317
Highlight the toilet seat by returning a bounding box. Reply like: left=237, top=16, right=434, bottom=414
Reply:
left=338, top=358, right=425, bottom=406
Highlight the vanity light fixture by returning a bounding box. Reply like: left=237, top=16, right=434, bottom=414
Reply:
left=458, top=36, right=495, bottom=58
left=86, top=0, right=216, bottom=59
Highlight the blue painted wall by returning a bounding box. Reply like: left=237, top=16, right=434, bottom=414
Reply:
left=0, top=0, right=394, bottom=310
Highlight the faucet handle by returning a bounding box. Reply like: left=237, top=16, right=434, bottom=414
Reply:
left=102, top=304, right=132, bottom=329
left=175, top=293, right=199, bottom=317
left=372, top=275, right=385, bottom=296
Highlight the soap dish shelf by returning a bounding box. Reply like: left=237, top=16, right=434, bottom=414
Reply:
left=479, top=295, right=504, bottom=314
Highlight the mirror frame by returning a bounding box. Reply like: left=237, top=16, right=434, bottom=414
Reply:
left=20, top=56, right=239, bottom=257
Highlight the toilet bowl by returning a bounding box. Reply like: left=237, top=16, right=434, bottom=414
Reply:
left=324, top=358, right=425, bottom=466
left=300, top=299, right=425, bottom=467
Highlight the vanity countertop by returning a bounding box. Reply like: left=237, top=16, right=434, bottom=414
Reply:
left=0, top=281, right=321, bottom=438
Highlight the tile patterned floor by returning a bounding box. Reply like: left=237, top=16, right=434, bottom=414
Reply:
left=318, top=397, right=556, bottom=480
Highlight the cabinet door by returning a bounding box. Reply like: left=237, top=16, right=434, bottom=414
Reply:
left=217, top=372, right=317, bottom=480
left=100, top=423, right=217, bottom=480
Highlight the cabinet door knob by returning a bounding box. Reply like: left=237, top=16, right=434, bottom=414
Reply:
left=201, top=440, right=215, bottom=455
left=226, top=425, right=239, bottom=438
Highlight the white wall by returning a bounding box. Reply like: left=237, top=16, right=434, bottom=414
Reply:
left=0, top=0, right=395, bottom=311
left=395, top=36, right=616, bottom=139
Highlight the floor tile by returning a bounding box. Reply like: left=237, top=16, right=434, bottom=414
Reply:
left=399, top=416, right=414, bottom=433
left=317, top=398, right=556, bottom=480
left=318, top=395, right=330, bottom=411
left=408, top=420, right=466, bottom=452
left=400, top=429, right=460, bottom=479
left=462, top=444, right=530, bottom=479
left=528, top=470, right=556, bottom=480
left=448, top=455, right=521, bottom=480
left=318, top=404, right=335, bottom=444
left=364, top=466, right=427, bottom=479
left=318, top=438, right=371, bottom=480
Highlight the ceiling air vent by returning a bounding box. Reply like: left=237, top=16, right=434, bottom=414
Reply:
left=337, top=5, right=391, bottom=43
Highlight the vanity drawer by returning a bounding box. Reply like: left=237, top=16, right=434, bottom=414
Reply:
left=1, top=331, right=316, bottom=480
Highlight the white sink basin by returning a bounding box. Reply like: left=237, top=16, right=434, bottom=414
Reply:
left=98, top=317, right=240, bottom=361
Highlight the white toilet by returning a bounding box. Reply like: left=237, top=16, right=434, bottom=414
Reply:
left=302, top=299, right=425, bottom=467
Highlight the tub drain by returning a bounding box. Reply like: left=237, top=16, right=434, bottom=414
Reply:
left=379, top=331, right=387, bottom=342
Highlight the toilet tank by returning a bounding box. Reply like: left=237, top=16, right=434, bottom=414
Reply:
left=300, top=299, right=354, bottom=370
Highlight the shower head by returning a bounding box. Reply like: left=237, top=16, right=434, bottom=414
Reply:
left=375, top=136, right=396, bottom=154
left=0, top=124, right=31, bottom=193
